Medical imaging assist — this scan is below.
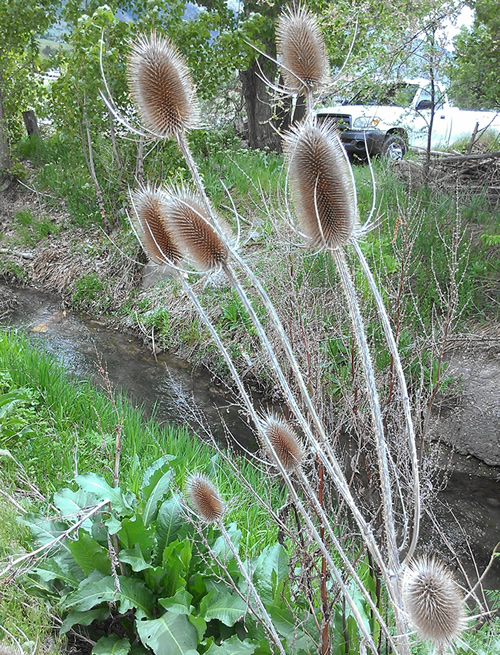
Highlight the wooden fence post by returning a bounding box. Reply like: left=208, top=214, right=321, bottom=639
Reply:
left=22, top=110, right=40, bottom=137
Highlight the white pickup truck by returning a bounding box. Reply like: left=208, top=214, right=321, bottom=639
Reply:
left=316, top=79, right=500, bottom=160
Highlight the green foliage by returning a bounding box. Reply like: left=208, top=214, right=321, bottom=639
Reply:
left=448, top=0, right=500, bottom=110
left=20, top=459, right=317, bottom=654
left=72, top=273, right=105, bottom=307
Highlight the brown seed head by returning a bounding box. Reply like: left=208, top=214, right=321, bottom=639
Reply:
left=166, top=187, right=229, bottom=271
left=284, top=120, right=357, bottom=249
left=127, top=32, right=199, bottom=137
left=276, top=5, right=328, bottom=94
left=187, top=474, right=225, bottom=523
left=130, top=186, right=182, bottom=265
left=403, top=557, right=466, bottom=648
left=261, top=414, right=304, bottom=472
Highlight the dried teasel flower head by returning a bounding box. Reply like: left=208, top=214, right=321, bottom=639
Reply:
left=130, top=185, right=182, bottom=265
left=403, top=557, right=466, bottom=650
left=276, top=4, right=329, bottom=94
left=260, top=414, right=304, bottom=472
left=165, top=187, right=229, bottom=271
left=283, top=120, right=357, bottom=249
left=127, top=32, right=199, bottom=138
left=187, top=473, right=225, bottom=523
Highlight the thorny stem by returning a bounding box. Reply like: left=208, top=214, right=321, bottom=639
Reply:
left=175, top=271, right=381, bottom=653
left=216, top=522, right=287, bottom=655
left=352, top=240, right=420, bottom=565
left=331, top=247, right=410, bottom=654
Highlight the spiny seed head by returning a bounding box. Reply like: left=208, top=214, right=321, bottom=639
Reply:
left=284, top=120, right=357, bottom=249
left=127, top=32, right=199, bottom=137
left=260, top=414, right=304, bottom=472
left=187, top=474, right=225, bottom=523
left=403, top=557, right=466, bottom=649
left=166, top=187, right=229, bottom=271
left=130, top=185, right=182, bottom=265
left=276, top=5, right=328, bottom=94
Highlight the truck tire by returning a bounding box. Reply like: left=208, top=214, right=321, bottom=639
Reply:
left=381, top=134, right=407, bottom=161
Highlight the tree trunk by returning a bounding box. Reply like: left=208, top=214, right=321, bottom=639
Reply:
left=0, top=87, right=10, bottom=170
left=239, top=54, right=281, bottom=152
left=22, top=110, right=40, bottom=137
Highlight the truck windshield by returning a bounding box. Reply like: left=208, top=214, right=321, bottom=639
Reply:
left=347, top=83, right=419, bottom=108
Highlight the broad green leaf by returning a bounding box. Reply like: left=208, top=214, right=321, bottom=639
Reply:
left=53, top=487, right=98, bottom=530
left=136, top=611, right=197, bottom=655
left=205, top=635, right=257, bottom=654
left=212, top=522, right=241, bottom=562
left=21, top=514, right=71, bottom=551
left=252, top=544, right=288, bottom=603
left=119, top=543, right=153, bottom=572
left=116, top=576, right=155, bottom=620
left=93, top=635, right=131, bottom=655
left=159, top=589, right=192, bottom=615
left=119, top=515, right=155, bottom=553
left=60, top=608, right=108, bottom=634
left=141, top=455, right=174, bottom=489
left=156, top=495, right=183, bottom=553
left=200, top=589, right=246, bottom=627
left=187, top=613, right=206, bottom=642
left=75, top=473, right=133, bottom=515
left=142, top=469, right=172, bottom=527
left=60, top=570, right=115, bottom=612
left=32, top=550, right=84, bottom=588
left=69, top=529, right=111, bottom=576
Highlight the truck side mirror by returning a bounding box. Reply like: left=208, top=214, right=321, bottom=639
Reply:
left=416, top=99, right=433, bottom=111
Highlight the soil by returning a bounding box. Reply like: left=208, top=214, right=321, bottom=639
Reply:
left=1, top=179, right=500, bottom=470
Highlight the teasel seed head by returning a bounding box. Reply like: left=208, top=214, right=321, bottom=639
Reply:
left=127, top=32, right=199, bottom=137
left=187, top=473, right=225, bottom=524
left=260, top=414, right=304, bottom=473
left=166, top=187, right=229, bottom=271
left=130, top=185, right=182, bottom=265
left=284, top=120, right=357, bottom=249
left=276, top=4, right=329, bottom=94
left=403, top=557, right=466, bottom=649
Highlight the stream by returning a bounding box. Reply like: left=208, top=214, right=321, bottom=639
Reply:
left=2, top=284, right=499, bottom=592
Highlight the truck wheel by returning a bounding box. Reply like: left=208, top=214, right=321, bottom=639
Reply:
left=381, top=135, right=407, bottom=161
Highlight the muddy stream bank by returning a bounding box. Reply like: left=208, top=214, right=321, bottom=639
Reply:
left=2, top=283, right=499, bottom=591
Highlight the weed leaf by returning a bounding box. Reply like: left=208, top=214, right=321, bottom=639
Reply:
left=93, top=635, right=131, bottom=655
left=143, top=469, right=173, bottom=526
left=200, top=589, right=246, bottom=627
left=136, top=611, right=198, bottom=655
left=60, top=570, right=115, bottom=611
left=60, top=608, right=109, bottom=635
left=204, top=635, right=257, bottom=654
left=156, top=494, right=184, bottom=551
left=75, top=473, right=134, bottom=514
left=69, top=530, right=112, bottom=576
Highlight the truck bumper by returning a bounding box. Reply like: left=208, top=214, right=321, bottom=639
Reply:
left=339, top=129, right=386, bottom=158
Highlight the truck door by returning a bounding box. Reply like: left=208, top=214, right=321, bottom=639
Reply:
left=412, top=85, right=452, bottom=148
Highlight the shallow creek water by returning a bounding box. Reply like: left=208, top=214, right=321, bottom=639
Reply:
left=2, top=285, right=499, bottom=591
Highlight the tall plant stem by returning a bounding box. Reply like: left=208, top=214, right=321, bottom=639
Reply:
left=176, top=129, right=390, bottom=580
left=352, top=240, right=420, bottom=563
left=330, top=247, right=410, bottom=654
left=174, top=272, right=381, bottom=653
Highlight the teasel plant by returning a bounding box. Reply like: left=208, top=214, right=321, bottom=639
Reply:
left=104, top=5, right=463, bottom=654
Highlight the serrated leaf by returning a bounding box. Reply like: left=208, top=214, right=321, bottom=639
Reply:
left=141, top=456, right=170, bottom=489
left=136, top=611, right=197, bottom=655
left=200, top=589, right=246, bottom=627
left=93, top=635, right=131, bottom=655
left=75, top=473, right=133, bottom=515
left=205, top=635, right=257, bottom=654
left=60, top=608, right=108, bottom=634
left=143, top=470, right=172, bottom=527
left=69, top=530, right=111, bottom=576
left=60, top=570, right=115, bottom=612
